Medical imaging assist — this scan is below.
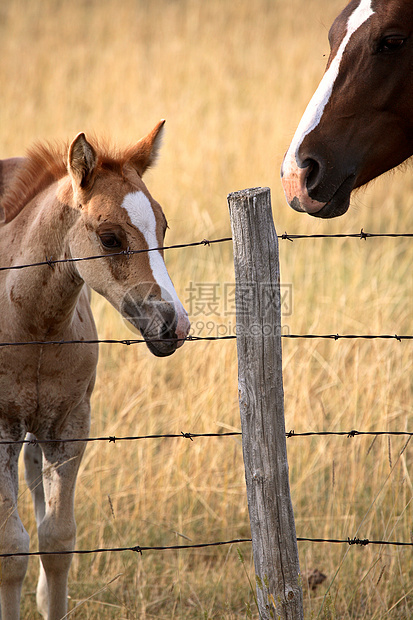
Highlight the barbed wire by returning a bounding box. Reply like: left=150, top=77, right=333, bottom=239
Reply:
left=0, top=431, right=242, bottom=446
left=278, top=230, right=413, bottom=242
left=296, top=537, right=413, bottom=547
left=286, top=430, right=413, bottom=438
left=1, top=429, right=411, bottom=447
left=0, top=539, right=251, bottom=559
left=0, top=230, right=411, bottom=273
left=0, top=333, right=412, bottom=348
left=0, top=237, right=232, bottom=273
left=282, top=333, right=412, bottom=341
left=1, top=535, right=411, bottom=559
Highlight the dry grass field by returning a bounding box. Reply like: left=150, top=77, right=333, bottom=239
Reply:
left=1, top=0, right=413, bottom=617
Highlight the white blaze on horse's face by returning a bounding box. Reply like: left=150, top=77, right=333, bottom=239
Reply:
left=122, top=190, right=190, bottom=347
left=281, top=0, right=375, bottom=214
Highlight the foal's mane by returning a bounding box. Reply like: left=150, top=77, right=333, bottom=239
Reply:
left=1, top=138, right=140, bottom=224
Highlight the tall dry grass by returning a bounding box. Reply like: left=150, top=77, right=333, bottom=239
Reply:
left=1, top=0, right=412, bottom=617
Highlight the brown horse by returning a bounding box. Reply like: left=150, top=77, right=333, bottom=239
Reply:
left=281, top=0, right=413, bottom=218
left=0, top=121, right=190, bottom=619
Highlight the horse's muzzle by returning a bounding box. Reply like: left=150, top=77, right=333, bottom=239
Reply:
left=121, top=296, right=184, bottom=357
left=144, top=327, right=179, bottom=357
left=281, top=155, right=355, bottom=219
left=281, top=159, right=325, bottom=215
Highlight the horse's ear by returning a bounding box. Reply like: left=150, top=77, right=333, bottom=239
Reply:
left=68, top=133, right=97, bottom=190
left=128, top=120, right=165, bottom=177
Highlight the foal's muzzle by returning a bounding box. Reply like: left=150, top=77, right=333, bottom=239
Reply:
left=121, top=292, right=180, bottom=357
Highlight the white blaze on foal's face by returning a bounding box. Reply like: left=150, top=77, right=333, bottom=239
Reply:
left=121, top=191, right=190, bottom=343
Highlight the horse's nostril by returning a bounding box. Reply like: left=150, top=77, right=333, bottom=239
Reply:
left=161, top=321, right=176, bottom=340
left=157, top=304, right=177, bottom=341
left=303, top=159, right=321, bottom=192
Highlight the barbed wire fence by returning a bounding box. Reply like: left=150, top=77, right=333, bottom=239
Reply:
left=1, top=535, right=412, bottom=560
left=1, top=428, right=413, bottom=447
left=0, top=230, right=411, bottom=347
left=1, top=194, right=412, bottom=611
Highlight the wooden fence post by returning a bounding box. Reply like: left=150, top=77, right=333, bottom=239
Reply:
left=228, top=187, right=303, bottom=620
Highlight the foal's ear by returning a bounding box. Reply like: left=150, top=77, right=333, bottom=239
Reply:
left=128, top=120, right=165, bottom=177
left=68, top=133, right=97, bottom=190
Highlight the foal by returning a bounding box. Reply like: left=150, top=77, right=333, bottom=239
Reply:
left=0, top=121, right=190, bottom=619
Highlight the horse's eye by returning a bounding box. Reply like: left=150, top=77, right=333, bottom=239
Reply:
left=99, top=233, right=122, bottom=249
left=378, top=36, right=406, bottom=53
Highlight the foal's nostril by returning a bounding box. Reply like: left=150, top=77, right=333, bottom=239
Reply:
left=161, top=320, right=176, bottom=340
left=157, top=303, right=178, bottom=341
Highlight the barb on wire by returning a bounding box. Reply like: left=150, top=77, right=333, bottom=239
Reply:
left=1, top=534, right=412, bottom=559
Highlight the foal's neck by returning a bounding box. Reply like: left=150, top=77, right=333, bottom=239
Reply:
left=5, top=179, right=85, bottom=339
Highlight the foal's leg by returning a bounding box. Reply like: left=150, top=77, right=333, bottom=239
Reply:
left=0, top=425, right=30, bottom=620
left=23, top=433, right=47, bottom=616
left=24, top=433, right=46, bottom=524
left=36, top=402, right=90, bottom=620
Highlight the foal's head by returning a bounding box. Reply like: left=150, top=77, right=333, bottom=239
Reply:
left=63, top=121, right=190, bottom=356
left=281, top=0, right=413, bottom=218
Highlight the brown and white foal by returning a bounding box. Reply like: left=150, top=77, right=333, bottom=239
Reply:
left=0, top=121, right=190, bottom=619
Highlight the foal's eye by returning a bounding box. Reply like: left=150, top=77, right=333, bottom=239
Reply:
left=99, top=233, right=122, bottom=249
left=378, top=36, right=406, bottom=53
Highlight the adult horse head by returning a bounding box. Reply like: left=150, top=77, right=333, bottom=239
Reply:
left=281, top=0, right=413, bottom=218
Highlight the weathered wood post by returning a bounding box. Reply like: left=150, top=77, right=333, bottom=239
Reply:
left=228, top=187, right=303, bottom=620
